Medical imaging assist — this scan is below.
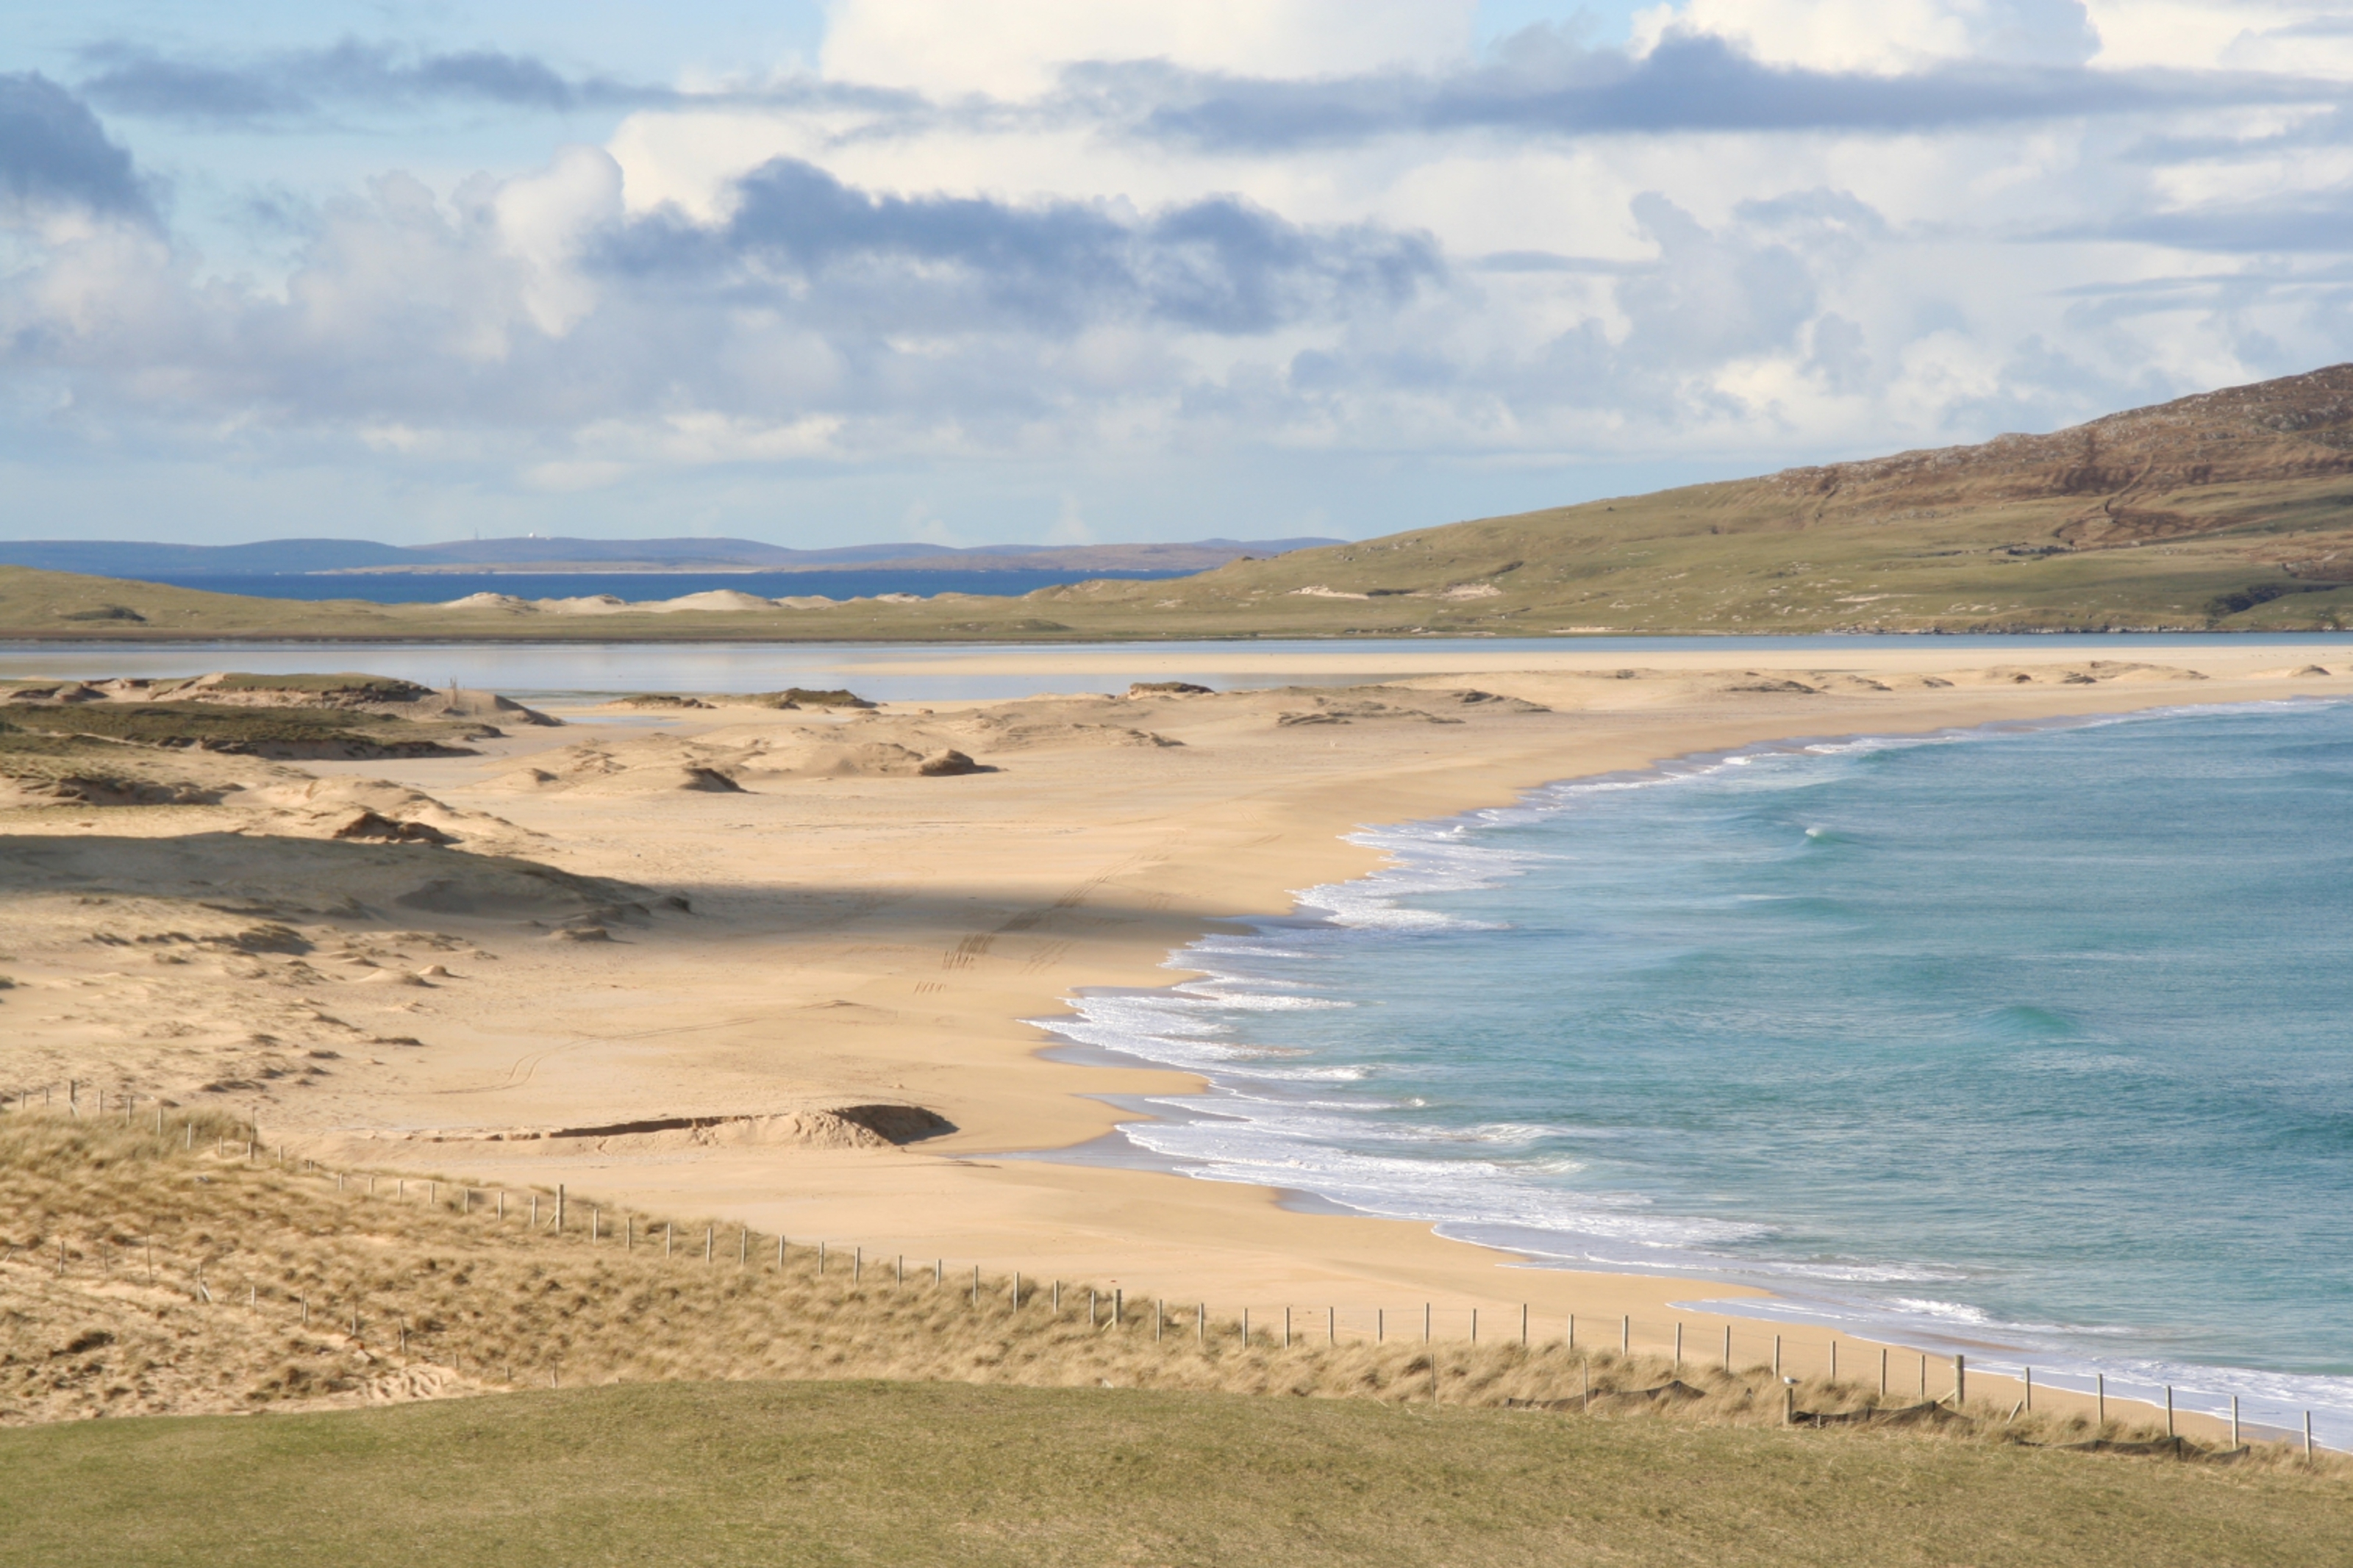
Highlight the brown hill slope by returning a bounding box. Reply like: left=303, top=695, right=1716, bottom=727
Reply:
left=1052, top=362, right=2353, bottom=635
left=1771, top=362, right=2353, bottom=548
left=9, top=366, right=2353, bottom=640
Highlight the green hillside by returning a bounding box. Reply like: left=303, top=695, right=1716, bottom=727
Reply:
left=11, top=365, right=2353, bottom=641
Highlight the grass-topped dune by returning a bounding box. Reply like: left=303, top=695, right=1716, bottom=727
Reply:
left=0, top=673, right=554, bottom=808
left=0, top=1111, right=2343, bottom=1564
left=13, top=365, right=2353, bottom=640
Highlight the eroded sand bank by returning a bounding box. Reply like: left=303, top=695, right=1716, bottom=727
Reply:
left=4, top=643, right=2346, bottom=1403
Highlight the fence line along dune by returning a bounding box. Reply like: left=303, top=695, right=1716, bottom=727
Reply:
left=0, top=1111, right=2333, bottom=1472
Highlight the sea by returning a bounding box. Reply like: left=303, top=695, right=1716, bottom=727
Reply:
left=136, top=569, right=1193, bottom=604
left=1036, top=698, right=2353, bottom=1445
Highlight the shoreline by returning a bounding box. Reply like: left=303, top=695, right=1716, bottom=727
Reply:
left=1000, top=698, right=2353, bottom=1446
left=10, top=640, right=2353, bottom=1442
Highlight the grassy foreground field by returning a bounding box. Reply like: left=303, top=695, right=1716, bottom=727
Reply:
left=1, top=1379, right=2346, bottom=1568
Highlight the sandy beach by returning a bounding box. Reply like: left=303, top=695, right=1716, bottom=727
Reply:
left=6, top=641, right=2349, bottom=1434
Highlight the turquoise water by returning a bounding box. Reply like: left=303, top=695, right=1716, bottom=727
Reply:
left=1046, top=701, right=2353, bottom=1439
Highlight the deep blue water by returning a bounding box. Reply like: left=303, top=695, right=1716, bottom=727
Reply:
left=140, top=569, right=1194, bottom=603
left=1046, top=701, right=2353, bottom=1439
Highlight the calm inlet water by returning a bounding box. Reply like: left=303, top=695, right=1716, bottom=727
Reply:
left=1043, top=701, right=2353, bottom=1439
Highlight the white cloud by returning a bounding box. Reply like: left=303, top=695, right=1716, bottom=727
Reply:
left=493, top=143, right=624, bottom=336
left=820, top=0, right=1477, bottom=97
left=7, top=3, right=2353, bottom=545
left=1633, top=0, right=2096, bottom=71
left=2086, top=1, right=2353, bottom=73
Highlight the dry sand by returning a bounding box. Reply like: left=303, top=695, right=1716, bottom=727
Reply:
left=4, top=641, right=2347, bottom=1436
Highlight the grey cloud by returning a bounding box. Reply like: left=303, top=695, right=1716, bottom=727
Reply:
left=0, top=150, right=1450, bottom=445
left=65, top=26, right=2339, bottom=154
left=77, top=40, right=635, bottom=121
left=2124, top=107, right=2353, bottom=165
left=1734, top=188, right=1889, bottom=239
left=1615, top=193, right=1816, bottom=370
left=604, top=158, right=1441, bottom=335
left=2068, top=187, right=2353, bottom=253
left=1467, top=251, right=1642, bottom=274
left=1279, top=192, right=1840, bottom=429
left=2254, top=18, right=2353, bottom=39
left=1083, top=32, right=2343, bottom=151
left=74, top=40, right=920, bottom=126
left=71, top=51, right=307, bottom=121
left=0, top=73, right=153, bottom=221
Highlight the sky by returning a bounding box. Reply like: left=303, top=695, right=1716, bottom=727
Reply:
left=4, top=1, right=2353, bottom=548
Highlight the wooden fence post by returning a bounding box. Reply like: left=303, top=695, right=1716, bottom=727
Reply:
left=1954, top=1354, right=1965, bottom=1408
left=1621, top=1315, right=1629, bottom=1357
